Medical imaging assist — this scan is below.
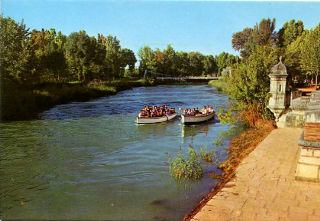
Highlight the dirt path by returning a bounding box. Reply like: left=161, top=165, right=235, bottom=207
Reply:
left=191, top=128, right=320, bottom=221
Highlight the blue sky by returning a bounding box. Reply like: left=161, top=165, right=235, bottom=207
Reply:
left=2, top=0, right=320, bottom=57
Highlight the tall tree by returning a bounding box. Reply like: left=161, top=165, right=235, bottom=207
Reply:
left=202, top=55, right=218, bottom=76
left=104, top=35, right=122, bottom=79
left=226, top=45, right=278, bottom=111
left=0, top=16, right=34, bottom=82
left=278, top=19, right=304, bottom=48
left=65, top=31, right=99, bottom=82
left=188, top=52, right=204, bottom=76
left=216, top=52, right=239, bottom=74
left=300, top=25, right=320, bottom=85
left=31, top=28, right=68, bottom=82
left=120, top=48, right=137, bottom=76
left=138, top=46, right=155, bottom=76
left=232, top=18, right=277, bottom=58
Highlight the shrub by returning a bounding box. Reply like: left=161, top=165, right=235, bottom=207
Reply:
left=200, top=146, right=216, bottom=162
left=169, top=148, right=203, bottom=180
left=213, top=137, right=223, bottom=146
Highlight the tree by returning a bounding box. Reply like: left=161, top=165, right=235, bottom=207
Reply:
left=138, top=46, right=155, bottom=76
left=65, top=31, right=102, bottom=82
left=232, top=28, right=253, bottom=52
left=232, top=18, right=277, bottom=58
left=202, top=55, right=217, bottom=76
left=104, top=35, right=122, bottom=79
left=278, top=19, right=304, bottom=48
left=300, top=25, right=320, bottom=85
left=226, top=45, right=278, bottom=114
left=0, top=16, right=34, bottom=83
left=188, top=52, right=204, bottom=76
left=120, top=48, right=137, bottom=77
left=175, top=51, right=189, bottom=77
left=283, top=33, right=306, bottom=84
left=30, top=28, right=68, bottom=82
left=216, top=52, right=239, bottom=74
left=163, top=44, right=177, bottom=76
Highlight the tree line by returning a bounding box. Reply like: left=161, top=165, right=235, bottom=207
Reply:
left=138, top=45, right=239, bottom=77
left=1, top=16, right=137, bottom=84
left=1, top=16, right=240, bottom=87
left=225, top=18, right=320, bottom=121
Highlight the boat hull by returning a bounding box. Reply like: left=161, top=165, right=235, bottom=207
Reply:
left=136, top=113, right=177, bottom=124
left=181, top=112, right=215, bottom=124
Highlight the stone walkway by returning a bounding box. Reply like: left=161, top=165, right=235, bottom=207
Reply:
left=191, top=128, right=320, bottom=221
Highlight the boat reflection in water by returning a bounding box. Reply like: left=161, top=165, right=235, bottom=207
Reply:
left=180, top=122, right=212, bottom=139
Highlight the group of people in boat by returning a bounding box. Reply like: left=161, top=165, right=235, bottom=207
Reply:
left=138, top=105, right=176, bottom=118
left=182, top=105, right=214, bottom=116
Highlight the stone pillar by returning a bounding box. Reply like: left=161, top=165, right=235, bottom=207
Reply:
left=268, top=58, right=289, bottom=119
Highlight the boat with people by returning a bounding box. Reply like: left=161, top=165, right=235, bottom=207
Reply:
left=136, top=105, right=177, bottom=124
left=181, top=105, right=215, bottom=124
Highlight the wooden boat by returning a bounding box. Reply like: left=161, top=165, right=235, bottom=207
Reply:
left=136, top=112, right=177, bottom=124
left=181, top=111, right=215, bottom=124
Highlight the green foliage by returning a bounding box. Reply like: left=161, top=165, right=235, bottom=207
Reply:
left=226, top=45, right=277, bottom=116
left=199, top=146, right=217, bottom=163
left=168, top=147, right=203, bottom=180
left=213, top=137, right=223, bottom=146
left=208, top=79, right=227, bottom=92
left=65, top=31, right=107, bottom=82
left=299, top=24, right=320, bottom=85
left=232, top=18, right=276, bottom=58
left=216, top=106, right=236, bottom=124
left=0, top=16, right=34, bottom=83
left=138, top=45, right=221, bottom=77
left=278, top=19, right=304, bottom=48
left=216, top=52, right=239, bottom=74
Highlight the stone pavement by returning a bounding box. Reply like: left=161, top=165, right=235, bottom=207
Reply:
left=191, top=128, right=320, bottom=221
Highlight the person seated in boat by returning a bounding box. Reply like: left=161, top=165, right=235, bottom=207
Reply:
left=201, top=106, right=207, bottom=115
left=139, top=110, right=148, bottom=118
left=195, top=107, right=200, bottom=114
left=191, top=108, right=196, bottom=116
left=207, top=105, right=213, bottom=113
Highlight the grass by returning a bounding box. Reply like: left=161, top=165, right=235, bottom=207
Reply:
left=208, top=80, right=228, bottom=92
left=1, top=78, right=149, bottom=121
left=169, top=147, right=203, bottom=180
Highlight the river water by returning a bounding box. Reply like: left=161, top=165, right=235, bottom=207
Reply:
left=0, top=84, right=230, bottom=220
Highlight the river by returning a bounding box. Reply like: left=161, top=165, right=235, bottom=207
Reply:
left=0, top=84, right=230, bottom=220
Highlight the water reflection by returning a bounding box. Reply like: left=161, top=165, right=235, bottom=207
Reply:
left=180, top=123, right=211, bottom=139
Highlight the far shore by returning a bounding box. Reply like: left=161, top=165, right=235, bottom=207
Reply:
left=1, top=79, right=216, bottom=122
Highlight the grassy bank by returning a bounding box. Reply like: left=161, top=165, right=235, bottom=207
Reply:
left=1, top=79, right=149, bottom=121
left=208, top=79, right=228, bottom=92
left=184, top=120, right=275, bottom=221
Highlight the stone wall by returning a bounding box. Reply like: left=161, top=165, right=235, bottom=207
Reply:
left=295, top=91, right=320, bottom=182
left=277, top=110, right=305, bottom=128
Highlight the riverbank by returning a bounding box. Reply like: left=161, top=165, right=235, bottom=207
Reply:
left=186, top=127, right=320, bottom=221
left=0, top=79, right=150, bottom=121
left=208, top=79, right=227, bottom=93
left=184, top=120, right=275, bottom=220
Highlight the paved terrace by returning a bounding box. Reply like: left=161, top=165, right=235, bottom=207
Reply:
left=191, top=128, right=320, bottom=221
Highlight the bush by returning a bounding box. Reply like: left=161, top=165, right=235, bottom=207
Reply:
left=169, top=148, right=203, bottom=180
left=200, top=146, right=216, bottom=162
